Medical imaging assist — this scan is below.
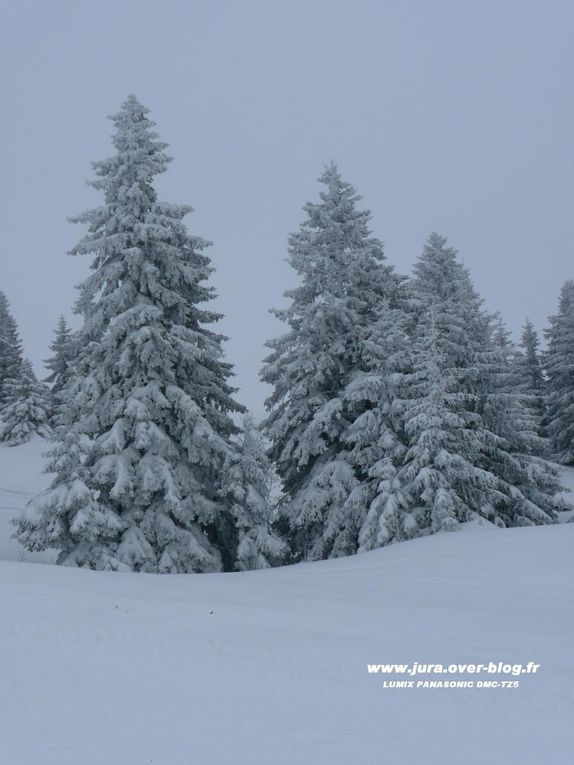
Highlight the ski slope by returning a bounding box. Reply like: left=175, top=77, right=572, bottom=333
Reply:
left=1, top=438, right=573, bottom=764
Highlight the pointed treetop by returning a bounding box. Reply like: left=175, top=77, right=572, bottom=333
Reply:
left=419, top=232, right=458, bottom=265
left=290, top=162, right=380, bottom=272
left=118, top=93, right=151, bottom=115
left=0, top=290, right=22, bottom=352
left=413, top=232, right=480, bottom=307
left=56, top=314, right=68, bottom=332
left=314, top=161, right=364, bottom=210
left=69, top=94, right=179, bottom=258
left=106, top=94, right=168, bottom=159
left=44, top=315, right=75, bottom=392
left=0, top=290, right=21, bottom=332
left=318, top=160, right=343, bottom=186
left=517, top=317, right=544, bottom=394
left=0, top=290, right=24, bottom=405
left=492, top=312, right=513, bottom=351
left=85, top=95, right=169, bottom=205
left=521, top=318, right=539, bottom=346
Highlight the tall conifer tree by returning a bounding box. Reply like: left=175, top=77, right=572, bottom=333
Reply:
left=359, top=234, right=562, bottom=546
left=16, top=95, right=281, bottom=572
left=261, top=164, right=404, bottom=560
left=0, top=359, right=52, bottom=445
left=0, top=290, right=23, bottom=406
left=544, top=280, right=574, bottom=464
left=517, top=319, right=545, bottom=394
left=44, top=315, right=75, bottom=395
left=222, top=415, right=288, bottom=570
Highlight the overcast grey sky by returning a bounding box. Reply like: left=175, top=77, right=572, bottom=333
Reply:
left=1, top=0, right=572, bottom=415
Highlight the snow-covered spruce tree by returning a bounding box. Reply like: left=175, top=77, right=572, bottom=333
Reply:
left=14, top=419, right=112, bottom=562
left=480, top=313, right=563, bottom=526
left=16, top=329, right=111, bottom=563
left=44, top=315, right=75, bottom=395
left=15, top=94, right=266, bottom=572
left=489, top=314, right=541, bottom=438
left=511, top=318, right=546, bottom=434
left=491, top=312, right=515, bottom=357
left=221, top=415, right=288, bottom=570
left=414, top=234, right=561, bottom=528
left=358, top=233, right=561, bottom=544
left=18, top=259, right=114, bottom=559
left=544, top=279, right=574, bottom=464
left=517, top=319, right=545, bottom=395
left=261, top=163, right=405, bottom=560
left=0, top=359, right=52, bottom=445
left=0, top=290, right=23, bottom=406
left=375, top=307, right=507, bottom=541
left=359, top=235, right=506, bottom=547
left=347, top=296, right=412, bottom=551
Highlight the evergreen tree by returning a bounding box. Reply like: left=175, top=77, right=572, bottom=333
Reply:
left=375, top=307, right=505, bottom=542
left=261, top=163, right=404, bottom=560
left=511, top=318, right=545, bottom=435
left=359, top=233, right=562, bottom=545
left=15, top=422, right=119, bottom=566
left=44, top=315, right=75, bottom=394
left=16, top=345, right=111, bottom=565
left=480, top=315, right=562, bottom=526
left=15, top=95, right=261, bottom=572
left=517, top=319, right=545, bottom=394
left=360, top=234, right=506, bottom=546
left=491, top=313, right=515, bottom=357
left=544, top=280, right=574, bottom=464
left=422, top=235, right=563, bottom=527
left=347, top=297, right=412, bottom=551
left=0, top=290, right=23, bottom=405
left=0, top=359, right=52, bottom=445
left=222, top=415, right=288, bottom=570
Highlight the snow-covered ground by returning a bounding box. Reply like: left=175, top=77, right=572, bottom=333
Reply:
left=1, top=438, right=573, bottom=764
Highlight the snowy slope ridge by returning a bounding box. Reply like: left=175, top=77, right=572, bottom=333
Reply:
left=1, top=519, right=573, bottom=764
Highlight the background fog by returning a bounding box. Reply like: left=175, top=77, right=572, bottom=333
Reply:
left=1, top=0, right=572, bottom=416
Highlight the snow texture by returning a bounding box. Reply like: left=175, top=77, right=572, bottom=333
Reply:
left=1, top=437, right=573, bottom=764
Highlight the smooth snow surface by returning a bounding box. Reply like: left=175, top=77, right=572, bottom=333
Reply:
left=1, top=441, right=573, bottom=764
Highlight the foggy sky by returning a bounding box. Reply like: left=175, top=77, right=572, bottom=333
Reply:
left=1, top=0, right=573, bottom=416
